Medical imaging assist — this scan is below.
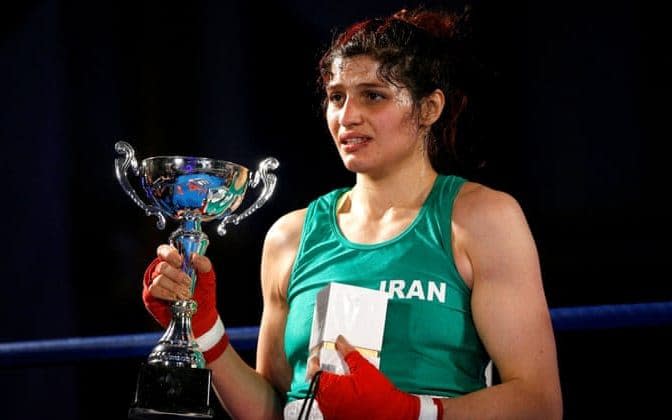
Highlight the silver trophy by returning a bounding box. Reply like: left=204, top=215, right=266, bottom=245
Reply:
left=115, top=141, right=278, bottom=419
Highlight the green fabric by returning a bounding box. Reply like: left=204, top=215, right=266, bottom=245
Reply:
left=284, top=175, right=489, bottom=402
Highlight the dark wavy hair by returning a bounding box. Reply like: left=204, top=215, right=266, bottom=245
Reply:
left=318, top=7, right=481, bottom=174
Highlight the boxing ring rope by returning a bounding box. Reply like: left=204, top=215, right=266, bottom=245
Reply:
left=1, top=301, right=671, bottom=368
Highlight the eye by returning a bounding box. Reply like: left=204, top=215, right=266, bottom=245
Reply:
left=364, top=90, right=385, bottom=102
left=328, top=92, right=345, bottom=106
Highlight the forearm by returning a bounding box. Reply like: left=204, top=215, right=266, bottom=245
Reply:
left=439, top=379, right=562, bottom=420
left=208, top=345, right=285, bottom=420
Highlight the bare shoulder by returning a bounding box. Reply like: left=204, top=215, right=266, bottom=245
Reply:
left=453, top=182, right=528, bottom=237
left=263, top=208, right=307, bottom=265
left=261, top=208, right=307, bottom=301
left=451, top=182, right=530, bottom=288
left=264, top=208, right=307, bottom=252
left=453, top=181, right=541, bottom=291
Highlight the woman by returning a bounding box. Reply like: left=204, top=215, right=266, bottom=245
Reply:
left=144, top=7, right=562, bottom=419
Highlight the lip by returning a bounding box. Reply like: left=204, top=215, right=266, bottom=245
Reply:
left=338, top=132, right=372, bottom=153
left=338, top=132, right=371, bottom=144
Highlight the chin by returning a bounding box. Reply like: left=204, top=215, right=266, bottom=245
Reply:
left=340, top=156, right=370, bottom=174
left=344, top=163, right=382, bottom=178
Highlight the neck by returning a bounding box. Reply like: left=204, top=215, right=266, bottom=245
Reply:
left=349, top=160, right=438, bottom=217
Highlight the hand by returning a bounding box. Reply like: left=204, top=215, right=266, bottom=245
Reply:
left=142, top=244, right=228, bottom=363
left=309, top=335, right=443, bottom=420
left=145, top=244, right=195, bottom=304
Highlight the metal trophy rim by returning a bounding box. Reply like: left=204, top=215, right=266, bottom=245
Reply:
left=141, top=155, right=251, bottom=172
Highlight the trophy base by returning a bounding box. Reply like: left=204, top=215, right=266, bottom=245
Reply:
left=128, top=363, right=214, bottom=419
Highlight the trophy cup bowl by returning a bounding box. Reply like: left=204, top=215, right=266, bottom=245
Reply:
left=114, top=141, right=278, bottom=419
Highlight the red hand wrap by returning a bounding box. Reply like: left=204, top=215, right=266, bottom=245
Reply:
left=142, top=257, right=228, bottom=363
left=315, top=351, right=443, bottom=420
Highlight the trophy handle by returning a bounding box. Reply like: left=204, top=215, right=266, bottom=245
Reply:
left=114, top=141, right=167, bottom=230
left=216, top=157, right=279, bottom=236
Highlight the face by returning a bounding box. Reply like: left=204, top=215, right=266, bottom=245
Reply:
left=325, top=55, right=425, bottom=176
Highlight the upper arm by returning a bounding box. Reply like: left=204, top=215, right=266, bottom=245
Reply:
left=455, top=185, right=561, bottom=404
left=255, top=208, right=306, bottom=394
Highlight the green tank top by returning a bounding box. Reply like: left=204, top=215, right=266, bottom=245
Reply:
left=284, top=175, right=489, bottom=402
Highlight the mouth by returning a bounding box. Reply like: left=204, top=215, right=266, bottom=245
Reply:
left=340, top=136, right=370, bottom=145
left=339, top=135, right=371, bottom=153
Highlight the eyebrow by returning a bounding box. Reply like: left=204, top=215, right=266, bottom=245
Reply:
left=326, top=82, right=389, bottom=91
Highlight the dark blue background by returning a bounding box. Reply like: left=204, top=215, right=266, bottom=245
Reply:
left=1, top=1, right=668, bottom=418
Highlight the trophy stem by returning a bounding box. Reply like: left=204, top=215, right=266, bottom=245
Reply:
left=172, top=217, right=209, bottom=295
left=146, top=217, right=210, bottom=368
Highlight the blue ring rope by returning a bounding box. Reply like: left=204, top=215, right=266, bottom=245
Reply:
left=1, top=302, right=670, bottom=368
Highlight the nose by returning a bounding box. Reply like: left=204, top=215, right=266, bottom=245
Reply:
left=338, top=97, right=363, bottom=127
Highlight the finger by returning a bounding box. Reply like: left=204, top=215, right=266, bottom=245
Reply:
left=148, top=276, right=191, bottom=301
left=149, top=273, right=192, bottom=301
left=155, top=261, right=192, bottom=287
left=306, top=355, right=320, bottom=380
left=157, top=244, right=183, bottom=267
left=191, top=253, right=213, bottom=273
left=335, top=335, right=356, bottom=358
left=148, top=277, right=179, bottom=301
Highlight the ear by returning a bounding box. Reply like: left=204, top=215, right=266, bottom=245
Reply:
left=419, top=89, right=445, bottom=126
